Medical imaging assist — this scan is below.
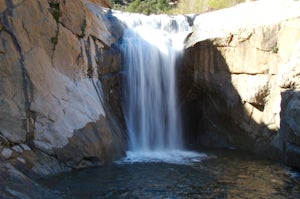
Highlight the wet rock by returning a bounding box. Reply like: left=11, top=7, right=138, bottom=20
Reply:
left=1, top=148, right=13, bottom=159
left=285, top=143, right=300, bottom=169
left=12, top=145, right=23, bottom=153
left=20, top=144, right=31, bottom=151
left=54, top=115, right=126, bottom=167
left=0, top=162, right=61, bottom=199
left=285, top=97, right=300, bottom=134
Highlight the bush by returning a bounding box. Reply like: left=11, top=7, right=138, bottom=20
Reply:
left=49, top=2, right=61, bottom=22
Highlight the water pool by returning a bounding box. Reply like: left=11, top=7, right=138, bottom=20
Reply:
left=40, top=149, right=300, bottom=199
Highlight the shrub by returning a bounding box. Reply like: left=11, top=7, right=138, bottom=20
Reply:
left=80, top=19, right=87, bottom=38
left=51, top=36, right=58, bottom=45
left=49, top=2, right=61, bottom=22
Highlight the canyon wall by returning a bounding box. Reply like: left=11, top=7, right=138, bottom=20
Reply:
left=181, top=0, right=300, bottom=168
left=0, top=0, right=126, bottom=186
left=1, top=0, right=300, bottom=196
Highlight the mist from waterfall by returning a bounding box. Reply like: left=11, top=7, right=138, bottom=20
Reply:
left=114, top=12, right=198, bottom=162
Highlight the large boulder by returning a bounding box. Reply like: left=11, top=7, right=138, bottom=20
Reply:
left=181, top=0, right=300, bottom=167
left=0, top=0, right=126, bottom=177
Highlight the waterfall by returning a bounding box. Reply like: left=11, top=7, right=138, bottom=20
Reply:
left=114, top=13, right=190, bottom=152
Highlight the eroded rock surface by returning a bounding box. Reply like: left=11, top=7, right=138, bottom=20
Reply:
left=1, top=1, right=300, bottom=196
left=0, top=0, right=126, bottom=189
left=181, top=0, right=300, bottom=167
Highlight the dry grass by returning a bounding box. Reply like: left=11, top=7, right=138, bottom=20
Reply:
left=168, top=0, right=246, bottom=14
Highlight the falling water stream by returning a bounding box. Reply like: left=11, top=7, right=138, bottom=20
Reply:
left=112, top=12, right=207, bottom=163
left=118, top=13, right=187, bottom=152
left=39, top=11, right=300, bottom=198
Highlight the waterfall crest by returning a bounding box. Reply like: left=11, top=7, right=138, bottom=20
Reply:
left=114, top=13, right=190, bottom=152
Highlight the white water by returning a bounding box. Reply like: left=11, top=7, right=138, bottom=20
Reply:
left=116, top=150, right=207, bottom=165
left=114, top=12, right=205, bottom=163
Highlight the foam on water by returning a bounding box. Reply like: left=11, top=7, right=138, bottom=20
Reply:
left=116, top=150, right=207, bottom=165
left=290, top=170, right=300, bottom=179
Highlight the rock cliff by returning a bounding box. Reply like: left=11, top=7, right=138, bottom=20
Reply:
left=0, top=0, right=126, bottom=196
left=1, top=0, right=300, bottom=196
left=180, top=0, right=300, bottom=168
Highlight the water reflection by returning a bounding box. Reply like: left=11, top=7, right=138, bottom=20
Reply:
left=40, top=149, right=300, bottom=199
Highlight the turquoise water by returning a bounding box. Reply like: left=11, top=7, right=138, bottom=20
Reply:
left=40, top=149, right=300, bottom=198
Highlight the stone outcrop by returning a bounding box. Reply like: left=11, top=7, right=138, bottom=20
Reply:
left=181, top=0, right=300, bottom=167
left=1, top=0, right=300, bottom=196
left=0, top=0, right=126, bottom=194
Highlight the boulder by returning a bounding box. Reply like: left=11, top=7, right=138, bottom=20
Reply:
left=0, top=162, right=60, bottom=198
left=59, top=0, right=87, bottom=37
left=181, top=0, right=300, bottom=168
left=0, top=31, right=27, bottom=143
left=52, top=23, right=83, bottom=79
left=1, top=148, right=13, bottom=159
left=0, top=0, right=126, bottom=177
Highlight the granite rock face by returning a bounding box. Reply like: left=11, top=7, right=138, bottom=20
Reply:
left=1, top=1, right=300, bottom=192
left=0, top=0, right=126, bottom=179
left=181, top=0, right=300, bottom=168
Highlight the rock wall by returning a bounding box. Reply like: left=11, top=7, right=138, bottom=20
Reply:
left=0, top=0, right=126, bottom=188
left=1, top=1, right=300, bottom=197
left=180, top=0, right=300, bottom=168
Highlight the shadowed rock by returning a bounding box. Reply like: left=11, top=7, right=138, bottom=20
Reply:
left=180, top=0, right=300, bottom=167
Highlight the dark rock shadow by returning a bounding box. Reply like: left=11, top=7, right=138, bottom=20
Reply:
left=178, top=39, right=282, bottom=159
left=280, top=90, right=300, bottom=169
left=179, top=40, right=244, bottom=148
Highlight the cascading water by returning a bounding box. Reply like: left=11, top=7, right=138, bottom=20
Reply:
left=117, top=14, right=188, bottom=150
left=39, top=8, right=300, bottom=199
left=114, top=12, right=205, bottom=163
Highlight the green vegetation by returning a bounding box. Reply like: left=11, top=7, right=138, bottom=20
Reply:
left=208, top=0, right=245, bottom=9
left=110, top=0, right=170, bottom=14
left=126, top=0, right=170, bottom=15
left=272, top=46, right=279, bottom=54
left=49, top=2, right=60, bottom=47
left=110, top=0, right=246, bottom=15
left=49, top=2, right=61, bottom=22
left=51, top=36, right=58, bottom=45
left=80, top=19, right=87, bottom=38
left=169, top=0, right=204, bottom=14
left=170, top=0, right=246, bottom=14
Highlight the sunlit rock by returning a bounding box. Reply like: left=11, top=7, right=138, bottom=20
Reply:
left=181, top=0, right=300, bottom=167
left=0, top=0, right=126, bottom=177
